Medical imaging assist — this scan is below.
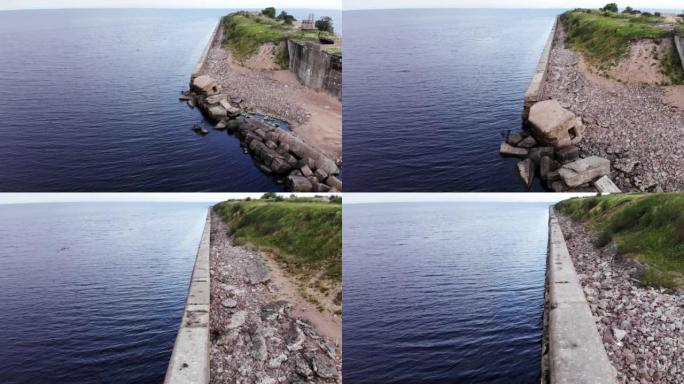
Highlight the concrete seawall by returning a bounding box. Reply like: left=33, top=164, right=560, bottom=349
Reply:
left=542, top=208, right=616, bottom=384
left=287, top=40, right=342, bottom=99
left=192, top=19, right=222, bottom=80
left=674, top=36, right=684, bottom=72
left=523, top=16, right=558, bottom=120
left=164, top=211, right=211, bottom=384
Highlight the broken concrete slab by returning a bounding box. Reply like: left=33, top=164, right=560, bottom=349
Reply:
left=500, top=142, right=529, bottom=157
left=559, top=156, right=610, bottom=188
left=594, top=175, right=621, bottom=193
left=529, top=99, right=583, bottom=148
left=517, top=158, right=535, bottom=189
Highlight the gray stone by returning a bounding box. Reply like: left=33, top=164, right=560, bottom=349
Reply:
left=594, top=176, right=621, bottom=193
left=529, top=99, right=583, bottom=148
left=314, top=168, right=328, bottom=182
left=286, top=176, right=313, bottom=192
left=517, top=158, right=535, bottom=189
left=325, top=175, right=342, bottom=190
left=507, top=132, right=524, bottom=146
left=530, top=146, right=554, bottom=163
left=206, top=105, right=227, bottom=121
left=612, top=328, right=627, bottom=341
left=551, top=180, right=566, bottom=192
left=518, top=136, right=538, bottom=148
left=227, top=311, right=247, bottom=329
left=300, top=164, right=313, bottom=177
left=540, top=156, right=553, bottom=180
left=559, top=156, right=610, bottom=188
left=270, top=157, right=292, bottom=175
left=215, top=120, right=227, bottom=130
left=221, top=299, right=237, bottom=308
left=500, top=142, right=528, bottom=157
left=557, top=145, right=580, bottom=162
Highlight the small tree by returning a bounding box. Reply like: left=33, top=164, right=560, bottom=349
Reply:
left=277, top=11, right=296, bottom=25
left=602, top=3, right=618, bottom=12
left=623, top=6, right=633, bottom=14
left=261, top=7, right=276, bottom=18
left=261, top=192, right=277, bottom=199
left=315, top=16, right=334, bottom=33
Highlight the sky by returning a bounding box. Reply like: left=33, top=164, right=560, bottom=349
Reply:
left=0, top=193, right=328, bottom=204
left=0, top=0, right=340, bottom=11
left=344, top=0, right=683, bottom=10
left=2, top=0, right=681, bottom=11
left=344, top=192, right=594, bottom=204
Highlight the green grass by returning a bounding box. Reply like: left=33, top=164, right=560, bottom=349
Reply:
left=556, top=193, right=684, bottom=288
left=223, top=11, right=333, bottom=62
left=213, top=198, right=342, bottom=281
left=223, top=12, right=290, bottom=61
left=562, top=10, right=672, bottom=68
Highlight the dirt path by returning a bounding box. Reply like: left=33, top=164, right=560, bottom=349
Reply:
left=209, top=212, right=341, bottom=384
left=558, top=214, right=683, bottom=384
left=200, top=25, right=342, bottom=160
left=541, top=24, right=684, bottom=192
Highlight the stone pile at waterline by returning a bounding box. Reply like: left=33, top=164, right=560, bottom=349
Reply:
left=181, top=75, right=342, bottom=192
left=501, top=99, right=617, bottom=192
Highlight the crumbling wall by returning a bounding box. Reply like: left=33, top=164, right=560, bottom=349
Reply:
left=287, top=40, right=342, bottom=98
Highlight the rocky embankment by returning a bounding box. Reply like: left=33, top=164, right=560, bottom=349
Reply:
left=209, top=212, right=340, bottom=384
left=539, top=24, right=684, bottom=192
left=558, top=214, right=683, bottom=384
left=501, top=98, right=618, bottom=192
left=181, top=75, right=342, bottom=192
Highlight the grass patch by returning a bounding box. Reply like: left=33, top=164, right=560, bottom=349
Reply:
left=562, top=10, right=672, bottom=68
left=556, top=193, right=684, bottom=288
left=223, top=11, right=332, bottom=62
left=213, top=197, right=341, bottom=281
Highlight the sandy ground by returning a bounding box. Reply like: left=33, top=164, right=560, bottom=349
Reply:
left=558, top=213, right=683, bottom=384
left=541, top=24, right=684, bottom=191
left=200, top=26, right=342, bottom=160
left=608, top=39, right=671, bottom=85
left=209, top=212, right=341, bottom=383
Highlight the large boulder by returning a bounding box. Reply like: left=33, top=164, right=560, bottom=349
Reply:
left=528, top=100, right=583, bottom=148
left=286, top=175, right=313, bottom=192
left=191, top=75, right=218, bottom=96
left=206, top=105, right=227, bottom=121
left=559, top=156, right=610, bottom=187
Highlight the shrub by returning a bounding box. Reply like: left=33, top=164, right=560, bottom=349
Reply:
left=315, top=16, right=334, bottom=33
left=261, top=7, right=276, bottom=18
left=602, top=3, right=618, bottom=12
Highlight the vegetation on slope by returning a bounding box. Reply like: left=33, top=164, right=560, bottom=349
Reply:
left=561, top=9, right=671, bottom=68
left=222, top=10, right=336, bottom=63
left=556, top=193, right=684, bottom=288
left=213, top=195, right=342, bottom=281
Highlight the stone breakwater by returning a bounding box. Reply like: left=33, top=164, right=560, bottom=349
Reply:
left=182, top=75, right=342, bottom=192
left=209, top=212, right=340, bottom=384
left=558, top=213, right=683, bottom=384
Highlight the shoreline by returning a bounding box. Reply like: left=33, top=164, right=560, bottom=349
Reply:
left=182, top=15, right=343, bottom=192
left=208, top=210, right=341, bottom=383
left=539, top=18, right=684, bottom=192
left=557, top=212, right=683, bottom=383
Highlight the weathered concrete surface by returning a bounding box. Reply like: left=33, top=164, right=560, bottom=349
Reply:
left=559, top=156, right=610, bottom=188
left=528, top=100, right=583, bottom=148
left=674, top=36, right=684, bottom=72
left=287, top=40, right=341, bottom=99
left=593, top=175, right=621, bottom=193
left=164, top=212, right=211, bottom=384
left=523, top=16, right=558, bottom=120
left=192, top=20, right=222, bottom=79
left=544, top=209, right=616, bottom=384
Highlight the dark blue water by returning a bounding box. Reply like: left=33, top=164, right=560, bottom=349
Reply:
left=343, top=9, right=561, bottom=191
left=0, top=8, right=338, bottom=191
left=343, top=202, right=550, bottom=383
left=0, top=202, right=208, bottom=383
